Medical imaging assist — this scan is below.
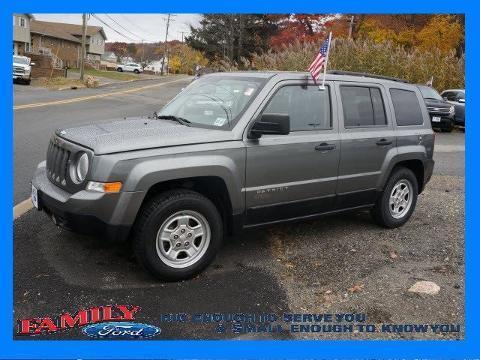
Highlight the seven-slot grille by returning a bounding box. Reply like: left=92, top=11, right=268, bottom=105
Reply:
left=46, top=140, right=71, bottom=186
left=13, top=66, right=25, bottom=74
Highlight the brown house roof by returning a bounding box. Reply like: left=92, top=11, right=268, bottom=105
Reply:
left=30, top=20, right=107, bottom=43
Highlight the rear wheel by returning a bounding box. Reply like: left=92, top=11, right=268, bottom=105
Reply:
left=117, top=67, right=123, bottom=72
left=134, top=69, right=140, bottom=74
left=371, top=167, right=418, bottom=228
left=133, top=190, right=223, bottom=281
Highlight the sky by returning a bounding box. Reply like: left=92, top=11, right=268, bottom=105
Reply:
left=32, top=14, right=202, bottom=43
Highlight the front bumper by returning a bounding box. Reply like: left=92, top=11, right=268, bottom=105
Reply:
left=31, top=161, right=145, bottom=242
left=13, top=73, right=30, bottom=80
left=429, top=113, right=453, bottom=130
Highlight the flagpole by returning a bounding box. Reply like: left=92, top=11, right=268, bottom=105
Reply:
left=319, top=32, right=333, bottom=90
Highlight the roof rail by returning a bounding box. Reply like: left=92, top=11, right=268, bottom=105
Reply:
left=327, top=70, right=409, bottom=83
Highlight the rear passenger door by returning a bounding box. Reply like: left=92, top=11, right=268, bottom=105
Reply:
left=335, top=82, right=396, bottom=208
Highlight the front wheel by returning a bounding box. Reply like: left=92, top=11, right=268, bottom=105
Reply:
left=371, top=167, right=418, bottom=228
left=133, top=190, right=223, bottom=281
left=134, top=69, right=140, bottom=74
left=117, top=67, right=123, bottom=72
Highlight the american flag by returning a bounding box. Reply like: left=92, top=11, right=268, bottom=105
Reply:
left=309, top=37, right=330, bottom=83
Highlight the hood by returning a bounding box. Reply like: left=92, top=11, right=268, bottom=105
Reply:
left=56, top=117, right=236, bottom=155
left=423, top=98, right=453, bottom=115
left=424, top=98, right=451, bottom=109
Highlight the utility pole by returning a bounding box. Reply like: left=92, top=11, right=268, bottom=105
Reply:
left=160, top=14, right=171, bottom=76
left=348, top=15, right=355, bottom=40
left=180, top=31, right=186, bottom=43
left=80, top=13, right=87, bottom=81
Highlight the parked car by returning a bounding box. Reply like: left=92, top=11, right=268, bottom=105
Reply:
left=13, top=55, right=35, bottom=85
left=417, top=85, right=455, bottom=132
left=441, top=89, right=465, bottom=128
left=31, top=71, right=434, bottom=281
left=116, top=63, right=143, bottom=74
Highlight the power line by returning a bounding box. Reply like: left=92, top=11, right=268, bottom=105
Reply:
left=91, top=14, right=137, bottom=42
left=119, top=14, right=160, bottom=41
left=103, top=14, right=145, bottom=41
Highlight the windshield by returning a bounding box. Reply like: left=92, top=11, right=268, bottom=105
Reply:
left=13, top=56, right=29, bottom=65
left=419, top=86, right=442, bottom=100
left=158, top=75, right=266, bottom=129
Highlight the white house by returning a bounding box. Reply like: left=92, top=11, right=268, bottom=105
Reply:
left=101, top=51, right=118, bottom=63
left=144, top=58, right=168, bottom=74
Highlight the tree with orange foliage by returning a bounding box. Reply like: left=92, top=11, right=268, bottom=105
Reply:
left=417, top=15, right=463, bottom=55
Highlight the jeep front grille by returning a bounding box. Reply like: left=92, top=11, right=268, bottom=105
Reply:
left=46, top=141, right=71, bottom=186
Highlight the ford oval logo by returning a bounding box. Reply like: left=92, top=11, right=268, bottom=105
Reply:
left=82, top=322, right=160, bottom=339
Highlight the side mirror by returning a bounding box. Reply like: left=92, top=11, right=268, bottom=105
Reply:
left=30, top=62, right=35, bottom=66
left=249, top=113, right=290, bottom=139
left=458, top=98, right=465, bottom=103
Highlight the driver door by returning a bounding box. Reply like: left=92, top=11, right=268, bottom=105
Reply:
left=244, top=81, right=340, bottom=225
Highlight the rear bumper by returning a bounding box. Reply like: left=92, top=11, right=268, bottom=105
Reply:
left=31, top=161, right=145, bottom=242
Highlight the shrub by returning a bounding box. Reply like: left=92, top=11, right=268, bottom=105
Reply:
left=251, top=39, right=464, bottom=91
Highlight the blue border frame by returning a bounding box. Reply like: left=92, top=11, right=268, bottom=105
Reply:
left=3, top=1, right=477, bottom=358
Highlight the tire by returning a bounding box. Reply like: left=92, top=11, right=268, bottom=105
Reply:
left=371, top=167, right=418, bottom=228
left=133, top=190, right=223, bottom=281
left=117, top=67, right=123, bottom=72
left=25, top=78, right=31, bottom=85
left=134, top=69, right=140, bottom=74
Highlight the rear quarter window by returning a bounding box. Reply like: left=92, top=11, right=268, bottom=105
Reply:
left=389, top=88, right=424, bottom=126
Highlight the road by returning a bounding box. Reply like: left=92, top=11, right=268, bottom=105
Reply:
left=13, top=79, right=464, bottom=340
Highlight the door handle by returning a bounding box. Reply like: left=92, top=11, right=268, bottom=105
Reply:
left=315, top=143, right=336, bottom=151
left=376, top=139, right=392, bottom=146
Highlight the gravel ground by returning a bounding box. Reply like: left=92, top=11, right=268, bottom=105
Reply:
left=262, top=174, right=464, bottom=339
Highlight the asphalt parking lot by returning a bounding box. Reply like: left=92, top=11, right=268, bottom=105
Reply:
left=13, top=78, right=464, bottom=340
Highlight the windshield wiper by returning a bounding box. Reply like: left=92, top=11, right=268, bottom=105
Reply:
left=154, top=114, right=191, bottom=126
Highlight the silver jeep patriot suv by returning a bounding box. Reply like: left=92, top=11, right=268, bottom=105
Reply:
left=31, top=71, right=435, bottom=280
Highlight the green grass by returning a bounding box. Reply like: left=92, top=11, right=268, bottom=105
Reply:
left=69, top=68, right=140, bottom=81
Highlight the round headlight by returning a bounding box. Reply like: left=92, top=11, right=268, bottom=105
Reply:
left=75, top=152, right=89, bottom=183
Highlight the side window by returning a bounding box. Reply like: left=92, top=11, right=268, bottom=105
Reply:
left=389, top=88, right=424, bottom=126
left=340, top=86, right=387, bottom=127
left=443, top=91, right=456, bottom=101
left=262, top=85, right=331, bottom=131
